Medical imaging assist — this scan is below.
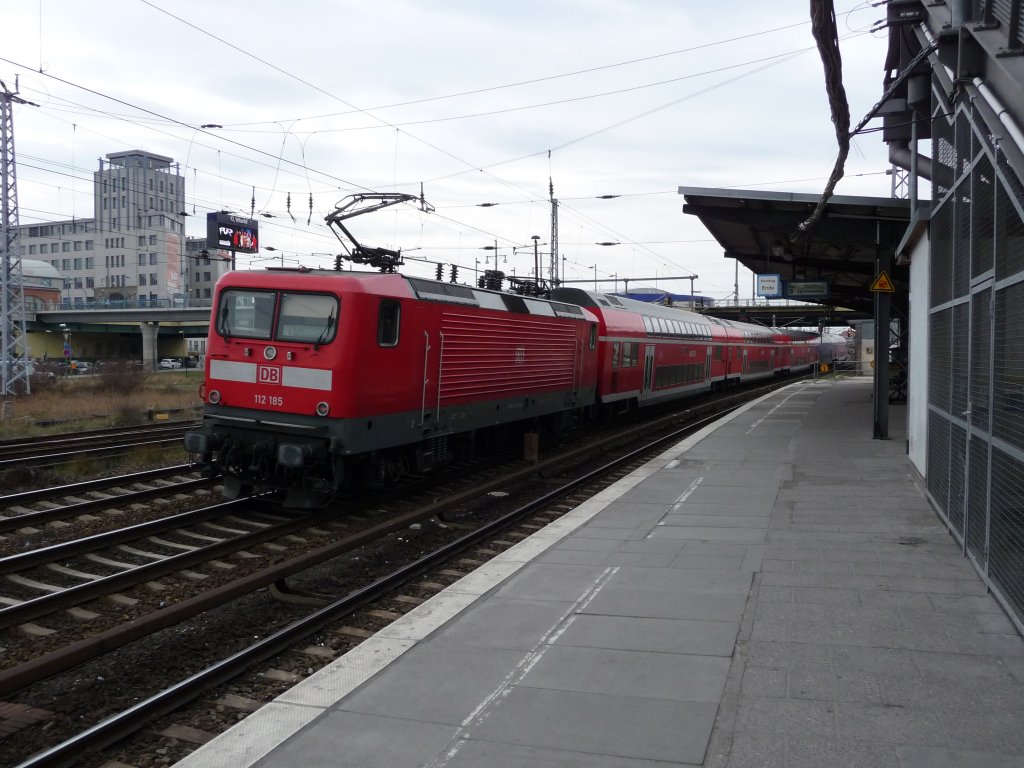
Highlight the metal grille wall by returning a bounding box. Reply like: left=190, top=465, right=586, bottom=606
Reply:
left=929, top=83, right=1024, bottom=632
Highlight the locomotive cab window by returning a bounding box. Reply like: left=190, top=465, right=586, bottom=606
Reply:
left=589, top=324, right=597, bottom=349
left=276, top=292, right=338, bottom=344
left=378, top=300, right=401, bottom=346
left=217, top=289, right=275, bottom=340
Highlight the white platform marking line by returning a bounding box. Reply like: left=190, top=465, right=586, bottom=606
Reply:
left=648, top=476, right=705, bottom=535
left=745, top=384, right=811, bottom=435
left=427, top=566, right=620, bottom=768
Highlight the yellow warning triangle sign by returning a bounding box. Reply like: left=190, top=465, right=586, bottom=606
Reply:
left=870, top=270, right=895, bottom=293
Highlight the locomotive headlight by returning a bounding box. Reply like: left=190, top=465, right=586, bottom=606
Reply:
left=315, top=401, right=330, bottom=417
left=209, top=389, right=222, bottom=404
left=264, top=346, right=277, bottom=360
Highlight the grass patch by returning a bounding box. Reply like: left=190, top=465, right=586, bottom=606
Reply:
left=0, top=368, right=203, bottom=439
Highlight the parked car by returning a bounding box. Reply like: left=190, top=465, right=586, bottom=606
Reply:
left=73, top=361, right=93, bottom=375
left=160, top=358, right=182, bottom=369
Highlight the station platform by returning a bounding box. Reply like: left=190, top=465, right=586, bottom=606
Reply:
left=174, top=378, right=1024, bottom=768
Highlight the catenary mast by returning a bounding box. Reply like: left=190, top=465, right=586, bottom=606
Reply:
left=0, top=78, right=32, bottom=397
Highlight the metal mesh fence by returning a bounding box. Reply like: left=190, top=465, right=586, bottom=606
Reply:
left=994, top=281, right=1024, bottom=451
left=931, top=192, right=954, bottom=307
left=973, top=155, right=995, bottom=277
left=997, top=154, right=1024, bottom=279
left=990, top=448, right=1024, bottom=619
left=928, top=410, right=953, bottom=529
left=967, top=436, right=989, bottom=565
left=929, top=89, right=1024, bottom=630
left=929, top=307, right=952, bottom=411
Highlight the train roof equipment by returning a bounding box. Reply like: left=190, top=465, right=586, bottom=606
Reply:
left=325, top=191, right=434, bottom=273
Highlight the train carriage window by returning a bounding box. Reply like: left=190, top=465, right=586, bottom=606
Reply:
left=589, top=324, right=597, bottom=349
left=612, top=341, right=620, bottom=368
left=643, top=316, right=654, bottom=334
left=276, top=292, right=339, bottom=344
left=624, top=342, right=638, bottom=367
left=378, top=300, right=401, bottom=347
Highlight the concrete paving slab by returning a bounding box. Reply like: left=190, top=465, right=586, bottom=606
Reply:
left=606, top=565, right=753, bottom=595
left=494, top=563, right=610, bottom=602
left=535, top=548, right=611, bottom=565
left=658, top=501, right=775, bottom=516
left=335, top=642, right=531, bottom=726
left=441, top=740, right=692, bottom=768
left=580, top=587, right=748, bottom=622
left=669, top=553, right=747, bottom=571
left=251, top=710, right=459, bottom=768
left=661, top=514, right=771, bottom=528
left=555, top=614, right=740, bottom=656
left=467, top=686, right=718, bottom=765
left=519, top=644, right=730, bottom=703
left=894, top=745, right=1024, bottom=768
left=648, top=526, right=768, bottom=543
left=428, top=597, right=575, bottom=651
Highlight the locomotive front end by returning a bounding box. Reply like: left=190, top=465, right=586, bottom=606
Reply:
left=184, top=274, right=345, bottom=507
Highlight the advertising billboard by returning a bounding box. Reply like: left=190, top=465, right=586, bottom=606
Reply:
left=206, top=212, right=259, bottom=254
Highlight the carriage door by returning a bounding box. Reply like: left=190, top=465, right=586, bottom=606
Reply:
left=642, top=345, right=655, bottom=399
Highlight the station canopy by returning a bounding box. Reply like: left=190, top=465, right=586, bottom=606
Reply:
left=679, top=187, right=913, bottom=320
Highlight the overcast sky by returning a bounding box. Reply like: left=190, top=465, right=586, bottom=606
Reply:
left=4, top=0, right=893, bottom=302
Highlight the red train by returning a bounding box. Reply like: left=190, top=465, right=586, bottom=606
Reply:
left=184, top=269, right=847, bottom=507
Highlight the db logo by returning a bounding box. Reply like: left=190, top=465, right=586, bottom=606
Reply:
left=258, top=365, right=281, bottom=384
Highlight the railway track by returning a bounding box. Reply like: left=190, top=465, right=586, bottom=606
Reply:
left=1, top=380, right=798, bottom=768
left=0, top=422, right=196, bottom=471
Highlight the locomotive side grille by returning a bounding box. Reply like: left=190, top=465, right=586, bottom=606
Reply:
left=437, top=312, right=579, bottom=400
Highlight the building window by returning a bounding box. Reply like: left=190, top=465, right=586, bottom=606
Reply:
left=139, top=275, right=147, bottom=286
left=62, top=241, right=71, bottom=252
left=138, top=236, right=146, bottom=246
left=86, top=276, right=94, bottom=288
left=85, top=240, right=93, bottom=250
left=85, top=257, right=94, bottom=269
left=150, top=253, right=158, bottom=265
left=73, top=258, right=82, bottom=270
left=150, top=272, right=158, bottom=284
left=74, top=241, right=82, bottom=251
left=203, top=272, right=211, bottom=281
left=62, top=259, right=70, bottom=270
left=74, top=277, right=83, bottom=289
left=149, top=234, right=157, bottom=245
left=28, top=245, right=36, bottom=254
left=138, top=254, right=146, bottom=266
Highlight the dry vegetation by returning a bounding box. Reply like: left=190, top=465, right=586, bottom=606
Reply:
left=0, top=362, right=203, bottom=438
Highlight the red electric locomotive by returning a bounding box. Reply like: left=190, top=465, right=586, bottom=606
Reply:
left=184, top=269, right=599, bottom=507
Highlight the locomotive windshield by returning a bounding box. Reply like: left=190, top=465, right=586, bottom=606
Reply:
left=215, top=289, right=339, bottom=345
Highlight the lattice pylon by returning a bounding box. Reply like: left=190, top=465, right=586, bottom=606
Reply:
left=1, top=82, right=30, bottom=397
